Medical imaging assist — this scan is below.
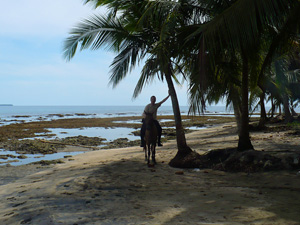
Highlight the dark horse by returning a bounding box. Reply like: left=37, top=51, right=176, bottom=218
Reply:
left=143, top=112, right=157, bottom=165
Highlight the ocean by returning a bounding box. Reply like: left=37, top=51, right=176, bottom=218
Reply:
left=0, top=105, right=237, bottom=126
left=1, top=104, right=299, bottom=141
left=0, top=105, right=232, bottom=118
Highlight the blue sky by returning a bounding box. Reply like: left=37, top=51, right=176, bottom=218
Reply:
left=0, top=0, right=188, bottom=106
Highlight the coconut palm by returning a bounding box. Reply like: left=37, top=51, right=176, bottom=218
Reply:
left=263, top=55, right=300, bottom=122
left=63, top=0, right=198, bottom=166
left=64, top=0, right=300, bottom=157
left=185, top=0, right=299, bottom=150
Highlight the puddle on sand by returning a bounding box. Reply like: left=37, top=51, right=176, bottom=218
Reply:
left=47, top=127, right=139, bottom=142
left=0, top=149, right=85, bottom=166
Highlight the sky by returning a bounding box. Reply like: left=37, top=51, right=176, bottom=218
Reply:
left=0, top=0, right=189, bottom=106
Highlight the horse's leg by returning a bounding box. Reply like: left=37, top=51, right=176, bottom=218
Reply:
left=144, top=145, right=147, bottom=161
left=147, top=144, right=151, bottom=164
left=152, top=144, right=156, bottom=164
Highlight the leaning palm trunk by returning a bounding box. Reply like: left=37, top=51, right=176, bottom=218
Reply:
left=291, top=107, right=298, bottom=117
left=238, top=52, right=254, bottom=151
left=270, top=97, right=275, bottom=117
left=233, top=100, right=242, bottom=135
left=164, top=68, right=193, bottom=167
left=282, top=94, right=293, bottom=123
left=259, top=91, right=267, bottom=127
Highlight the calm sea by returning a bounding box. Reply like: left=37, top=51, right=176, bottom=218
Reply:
left=0, top=105, right=232, bottom=117
left=1, top=104, right=299, bottom=127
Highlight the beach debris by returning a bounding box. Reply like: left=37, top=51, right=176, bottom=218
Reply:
left=294, top=158, right=299, bottom=164
left=12, top=201, right=27, bottom=207
left=175, top=171, right=184, bottom=175
left=20, top=218, right=32, bottom=224
left=3, top=212, right=14, bottom=217
left=197, top=148, right=300, bottom=172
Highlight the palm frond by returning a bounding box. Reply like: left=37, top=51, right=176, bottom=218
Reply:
left=63, top=14, right=128, bottom=61
left=132, top=57, right=160, bottom=98
left=189, top=0, right=293, bottom=53
left=258, top=2, right=300, bottom=82
left=109, top=38, right=146, bottom=87
left=188, top=82, right=206, bottom=114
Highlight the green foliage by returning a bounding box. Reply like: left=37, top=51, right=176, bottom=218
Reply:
left=287, top=121, right=300, bottom=129
left=63, top=0, right=300, bottom=151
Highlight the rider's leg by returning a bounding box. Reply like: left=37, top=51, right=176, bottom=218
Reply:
left=140, top=120, right=146, bottom=147
left=154, top=120, right=163, bottom=146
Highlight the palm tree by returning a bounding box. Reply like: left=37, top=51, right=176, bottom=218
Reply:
left=255, top=1, right=300, bottom=124
left=64, top=0, right=300, bottom=159
left=186, top=0, right=299, bottom=151
left=63, top=0, right=195, bottom=166
left=264, top=55, right=300, bottom=122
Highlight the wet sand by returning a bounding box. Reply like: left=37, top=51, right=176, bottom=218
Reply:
left=0, top=123, right=300, bottom=224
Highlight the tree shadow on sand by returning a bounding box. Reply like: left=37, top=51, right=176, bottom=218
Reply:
left=170, top=147, right=300, bottom=172
left=170, top=122, right=300, bottom=172
left=2, top=155, right=300, bottom=224
left=61, top=159, right=300, bottom=224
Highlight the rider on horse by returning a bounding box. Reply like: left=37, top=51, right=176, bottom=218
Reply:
left=140, top=93, right=170, bottom=147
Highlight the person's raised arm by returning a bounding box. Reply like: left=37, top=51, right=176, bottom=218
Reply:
left=157, top=92, right=170, bottom=106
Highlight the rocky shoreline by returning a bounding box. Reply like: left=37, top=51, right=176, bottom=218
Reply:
left=0, top=115, right=236, bottom=166
left=1, top=114, right=300, bottom=171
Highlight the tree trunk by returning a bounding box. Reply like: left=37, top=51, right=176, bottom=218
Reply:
left=282, top=95, right=293, bottom=123
left=259, top=91, right=267, bottom=127
left=291, top=107, right=298, bottom=117
left=233, top=101, right=242, bottom=135
left=238, top=52, right=254, bottom=151
left=279, top=105, right=282, bottom=115
left=270, top=97, right=275, bottom=118
left=165, top=69, right=193, bottom=167
left=165, top=72, right=191, bottom=152
left=257, top=81, right=267, bottom=127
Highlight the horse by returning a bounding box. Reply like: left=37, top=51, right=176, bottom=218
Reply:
left=143, top=112, right=157, bottom=165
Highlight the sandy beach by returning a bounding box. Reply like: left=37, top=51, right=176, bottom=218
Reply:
left=0, top=123, right=300, bottom=225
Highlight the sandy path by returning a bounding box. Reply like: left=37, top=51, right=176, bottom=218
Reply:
left=0, top=124, right=300, bottom=225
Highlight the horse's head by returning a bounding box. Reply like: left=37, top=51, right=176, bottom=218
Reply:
left=144, top=111, right=154, bottom=130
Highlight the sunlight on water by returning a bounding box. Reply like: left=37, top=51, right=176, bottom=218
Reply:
left=48, top=127, right=139, bottom=142
left=112, top=120, right=141, bottom=124
left=0, top=149, right=85, bottom=166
